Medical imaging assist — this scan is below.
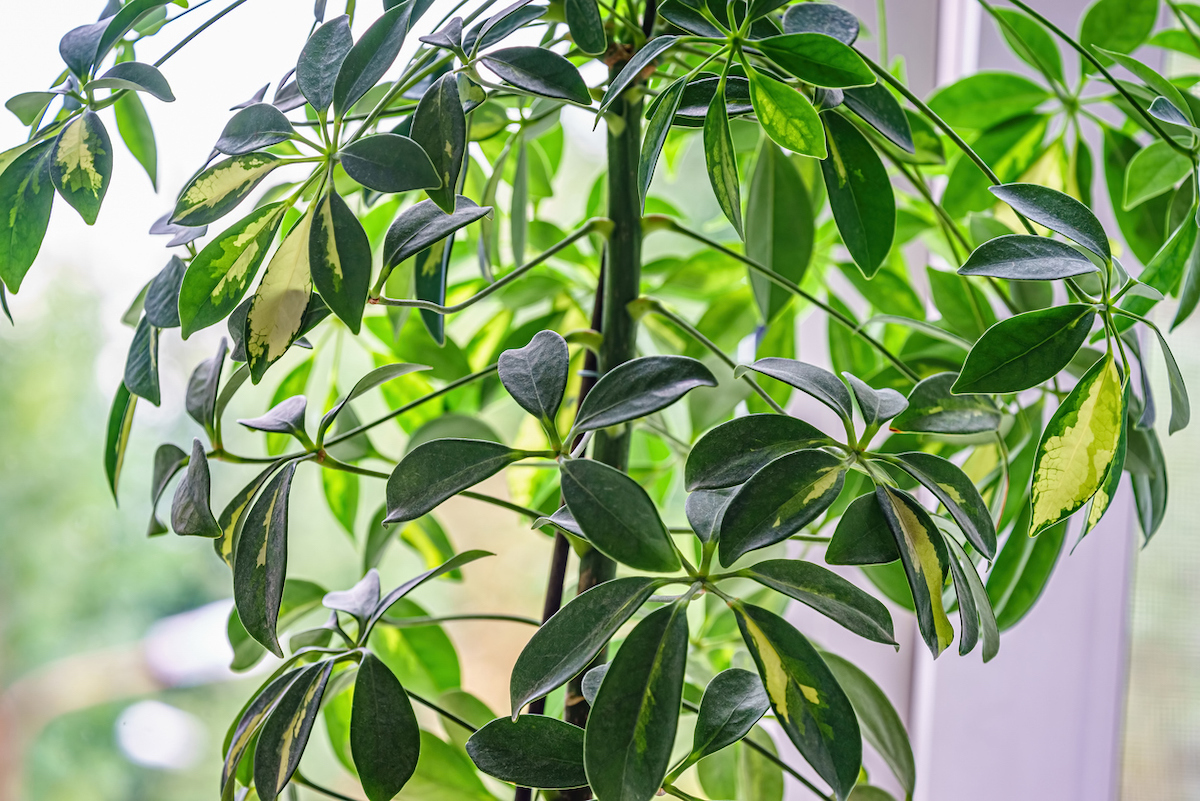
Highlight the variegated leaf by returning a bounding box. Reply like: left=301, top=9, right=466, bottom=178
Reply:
left=246, top=209, right=315, bottom=382
left=171, top=152, right=281, bottom=226
left=309, top=188, right=371, bottom=333
left=253, top=659, right=335, bottom=800
left=49, top=111, right=112, bottom=225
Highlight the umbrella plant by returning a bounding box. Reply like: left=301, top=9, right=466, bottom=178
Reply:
left=0, top=0, right=1192, bottom=798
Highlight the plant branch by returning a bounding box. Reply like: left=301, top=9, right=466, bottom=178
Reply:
left=379, top=612, right=541, bottom=627
left=407, top=690, right=479, bottom=733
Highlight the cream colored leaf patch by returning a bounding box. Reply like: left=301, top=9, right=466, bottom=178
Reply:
left=246, top=208, right=315, bottom=381
left=50, top=111, right=112, bottom=224
left=1030, top=355, right=1124, bottom=535
left=879, top=487, right=954, bottom=656
left=172, top=152, right=281, bottom=226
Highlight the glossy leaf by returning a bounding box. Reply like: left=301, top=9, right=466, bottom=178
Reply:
left=0, top=141, right=53, bottom=293
left=704, top=84, right=744, bottom=237
left=943, top=533, right=999, bottom=659
left=953, top=304, right=1096, bottom=394
left=1148, top=324, right=1190, bottom=434
left=826, top=492, right=900, bottom=566
left=566, top=0, right=606, bottom=55
left=467, top=716, right=587, bottom=789
left=50, top=111, right=112, bottom=225
left=220, top=669, right=300, bottom=795
left=234, top=462, right=297, bottom=656
left=498, top=329, right=569, bottom=425
left=411, top=73, right=465, bottom=213
left=842, top=82, right=914, bottom=153
left=351, top=652, right=421, bottom=801
left=171, top=153, right=281, bottom=226
left=747, top=69, right=827, bottom=160
left=719, top=449, right=846, bottom=565
left=481, top=47, right=591, bottom=106
left=333, top=2, right=414, bottom=116
left=148, top=442, right=188, bottom=535
left=310, top=188, right=371, bottom=332
left=245, top=208, right=315, bottom=382
left=959, top=234, right=1099, bottom=280
left=215, top=103, right=293, bottom=155
left=87, top=61, right=174, bottom=101
left=757, top=33, right=874, bottom=88
left=744, top=559, right=896, bottom=645
left=685, top=488, right=734, bottom=543
left=690, top=668, right=769, bottom=759
left=254, top=659, right=334, bottom=800
left=124, top=316, right=160, bottom=405
left=843, top=373, right=907, bottom=428
left=638, top=76, right=685, bottom=208
left=599, top=37, right=679, bottom=114
left=384, top=196, right=491, bottom=266
left=385, top=438, right=525, bottom=523
left=144, top=256, right=185, bottom=329
left=737, top=358, right=854, bottom=421
left=572, top=355, right=716, bottom=433
left=686, top=413, right=828, bottom=490
left=891, top=372, right=1001, bottom=435
left=894, top=452, right=996, bottom=558
left=821, top=111, right=894, bottom=277
left=340, top=133, right=440, bottom=193
left=239, top=395, right=307, bottom=439
left=990, top=183, right=1110, bottom=262
left=171, top=438, right=221, bottom=538
left=298, top=15, right=353, bottom=113
left=104, top=382, right=137, bottom=500
left=781, top=2, right=860, bottom=44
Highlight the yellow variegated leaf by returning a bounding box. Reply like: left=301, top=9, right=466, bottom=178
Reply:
left=1084, top=382, right=1130, bottom=538
left=171, top=152, right=281, bottom=226
left=1030, top=354, right=1125, bottom=535
left=246, top=208, right=315, bottom=382
left=50, top=111, right=112, bottom=225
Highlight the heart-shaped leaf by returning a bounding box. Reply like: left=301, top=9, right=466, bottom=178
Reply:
left=499, top=330, right=570, bottom=426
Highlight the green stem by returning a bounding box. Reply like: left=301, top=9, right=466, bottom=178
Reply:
left=291, top=772, right=359, bottom=801
left=459, top=490, right=546, bottom=520
left=344, top=51, right=450, bottom=146
left=407, top=690, right=479, bottom=733
left=378, top=612, right=541, bottom=627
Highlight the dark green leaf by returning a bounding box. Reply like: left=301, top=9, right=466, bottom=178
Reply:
left=704, top=84, right=744, bottom=237
left=842, top=82, right=914, bottom=153
left=659, top=0, right=723, bottom=37
left=185, top=337, right=226, bottom=436
left=745, top=559, right=895, bottom=645
left=781, top=2, right=860, bottom=44
left=324, top=569, right=381, bottom=623
left=340, top=133, right=440, bottom=193
left=234, top=462, right=297, bottom=656
left=943, top=534, right=1000, bottom=660
left=990, top=183, right=1110, bottom=262
left=333, top=2, right=414, bottom=116
left=1148, top=325, right=1190, bottom=433
left=686, top=414, right=829, bottom=490
left=734, top=602, right=861, bottom=801
left=171, top=438, right=221, bottom=538
left=639, top=76, right=685, bottom=208
left=220, top=668, right=301, bottom=795
left=826, top=492, right=900, bottom=565
left=104, top=382, right=137, bottom=501
left=171, top=152, right=281, bottom=226
left=481, top=47, right=591, bottom=106
left=843, top=373, right=907, bottom=428
left=499, top=329, right=569, bottom=425
left=821, top=112, right=894, bottom=277
left=367, top=550, right=492, bottom=634
left=50, top=111, right=112, bottom=225
left=986, top=513, right=1066, bottom=630
left=719, top=449, right=846, bottom=565
left=464, top=3, right=548, bottom=53
left=239, top=395, right=307, bottom=440
left=351, top=652, right=421, bottom=801
left=599, top=37, right=679, bottom=114
left=894, top=451, right=997, bottom=558
left=691, top=668, right=769, bottom=759
left=747, top=140, right=814, bottom=321
left=385, top=439, right=525, bottom=523
left=891, top=372, right=1001, bottom=435
left=411, top=73, right=466, bottom=212
left=927, top=267, right=996, bottom=341
left=148, top=442, right=188, bottom=536
left=309, top=188, right=371, bottom=333
left=0, top=141, right=53, bottom=293
left=95, top=0, right=175, bottom=71
left=419, top=17, right=464, bottom=52
left=298, top=15, right=353, bottom=113
left=1126, top=422, right=1168, bottom=543
left=510, top=576, right=660, bottom=712
left=566, top=0, right=606, bottom=55
left=254, top=659, right=334, bottom=800
left=572, top=355, right=717, bottom=433
left=670, top=75, right=754, bottom=126
left=87, top=61, right=174, bottom=102
left=144, top=256, right=185, bottom=329
left=737, top=358, right=854, bottom=421
left=685, top=488, right=734, bottom=543
left=124, top=316, right=161, bottom=405
left=927, top=72, right=1049, bottom=130
left=960, top=234, right=1099, bottom=280
left=585, top=602, right=689, bottom=801
left=384, top=196, right=491, bottom=266
left=59, top=20, right=107, bottom=79
left=215, top=103, right=293, bottom=155
left=467, top=716, right=587, bottom=789
left=953, top=304, right=1096, bottom=394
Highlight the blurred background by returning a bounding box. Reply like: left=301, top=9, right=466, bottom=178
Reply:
left=0, top=1, right=1197, bottom=800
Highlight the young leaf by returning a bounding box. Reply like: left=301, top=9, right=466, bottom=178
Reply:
left=826, top=492, right=900, bottom=565
left=598, top=36, right=679, bottom=114
left=756, top=33, right=874, bottom=88
left=385, top=439, right=526, bottom=523
left=1124, top=140, right=1191, bottom=210
left=148, top=443, right=188, bottom=535
left=50, top=111, right=112, bottom=225
left=234, top=462, right=298, bottom=656
left=245, top=208, right=315, bottom=382
left=104, top=382, right=137, bottom=501
left=953, top=304, right=1096, bottom=394
left=171, top=438, right=221, bottom=538
left=584, top=603, right=689, bottom=801
left=179, top=202, right=287, bottom=338
left=410, top=73, right=466, bottom=213
left=340, top=133, right=440, bottom=193
left=685, top=413, right=829, bottom=490
left=944, top=531, right=1000, bottom=661
left=718, top=449, right=846, bottom=565
left=498, top=329, right=569, bottom=426
left=464, top=3, right=549, bottom=53
left=510, top=576, right=660, bottom=713
left=1029, top=354, right=1125, bottom=535
left=781, top=2, right=860, bottom=44
left=704, top=84, right=744, bottom=238
left=737, top=358, right=855, bottom=421
left=748, top=70, right=826, bottom=160
left=959, top=234, right=1099, bottom=280
left=842, top=373, right=907, bottom=428
left=690, top=669, right=770, bottom=759
left=215, top=103, right=293, bottom=155
left=821, top=111, right=894, bottom=277
left=310, top=188, right=371, bottom=333
left=989, top=183, right=1110, bottom=262
left=560, top=458, right=681, bottom=573
left=0, top=141, right=53, bottom=293
left=733, top=601, right=862, bottom=801
left=467, top=716, right=587, bottom=789
left=480, top=47, right=591, bottom=106
left=333, top=2, right=414, bottom=116
left=565, top=0, right=606, bottom=56
left=254, top=659, right=334, bottom=800
left=890, top=372, right=1001, bottom=435
left=384, top=196, right=491, bottom=266
left=572, top=355, right=716, bottom=433
left=239, top=395, right=308, bottom=439
left=124, top=316, right=161, bottom=405
left=743, top=559, right=896, bottom=645
left=638, top=76, right=686, bottom=208
left=685, top=488, right=734, bottom=543
left=351, top=652, right=421, bottom=801
left=893, top=451, right=997, bottom=558
left=298, top=15, right=353, bottom=113
left=171, top=152, right=281, bottom=226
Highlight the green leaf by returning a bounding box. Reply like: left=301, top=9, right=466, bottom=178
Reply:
left=820, top=652, right=915, bottom=797
left=464, top=4, right=549, bottom=53
left=745, top=140, right=814, bottom=320
left=254, top=659, right=334, bottom=801
left=560, top=458, right=680, bottom=572
left=228, top=579, right=327, bottom=672
left=309, top=188, right=371, bottom=333
left=566, top=0, right=606, bottom=55
left=385, top=438, right=525, bottom=523
left=411, top=73, right=466, bottom=213
left=171, top=152, right=281, bottom=226
left=927, top=72, right=1049, bottom=130
left=87, top=61, right=175, bottom=102
left=1079, top=0, right=1158, bottom=72
left=50, top=111, right=111, bottom=225
left=894, top=451, right=997, bottom=558
left=340, top=133, right=441, bottom=193
left=585, top=602, right=689, bottom=801
left=737, top=358, right=854, bottom=420
left=0, top=141, right=53, bottom=293
left=826, top=492, right=900, bottom=565
left=733, top=602, right=861, bottom=801
left=944, top=528, right=1001, bottom=660
left=891, top=372, right=1001, bottom=435
left=599, top=37, right=679, bottom=114
left=1126, top=420, right=1168, bottom=542
left=384, top=195, right=491, bottom=267
left=234, top=462, right=298, bottom=656
left=215, top=103, right=293, bottom=156
left=351, top=652, right=421, bottom=801
left=782, top=3, right=860, bottom=44
left=990, top=183, right=1110, bottom=262
left=986, top=511, right=1066, bottom=630
left=639, top=76, right=685, bottom=208
left=144, top=256, right=186, bottom=329
left=756, top=33, right=874, bottom=88
left=319, top=362, right=429, bottom=441
left=842, top=373, right=908, bottom=428
left=124, top=316, right=161, bottom=405
left=510, top=576, right=660, bottom=712
left=960, top=234, right=1099, bottom=280
left=5, top=92, right=55, bottom=126
left=821, top=111, right=894, bottom=277
left=943, top=114, right=1047, bottom=218
left=95, top=0, right=178, bottom=72
left=481, top=47, right=591, bottom=106
left=499, top=329, right=569, bottom=426
left=1029, top=354, right=1125, bottom=535
left=333, top=2, right=414, bottom=116
left=704, top=84, right=745, bottom=238
left=322, top=466, right=359, bottom=537
left=953, top=304, right=1096, bottom=394
left=215, top=458, right=285, bottom=568
left=113, top=90, right=157, bottom=188
left=719, top=449, right=846, bottom=566
left=245, top=208, right=316, bottom=382
left=572, top=355, right=717, bottom=433
left=744, top=559, right=896, bottom=645
left=221, top=669, right=301, bottom=795
left=1124, top=140, right=1191, bottom=209
left=148, top=443, right=188, bottom=536
left=686, top=414, right=829, bottom=490
left=992, top=8, right=1064, bottom=86
left=842, top=82, right=914, bottom=153
left=171, top=438, right=221, bottom=538
left=179, top=202, right=287, bottom=338
left=298, top=15, right=353, bottom=113
left=467, top=716, right=587, bottom=789
left=749, top=71, right=827, bottom=168
left=690, top=669, right=769, bottom=759
left=1148, top=324, right=1190, bottom=433
left=876, top=486, right=955, bottom=657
